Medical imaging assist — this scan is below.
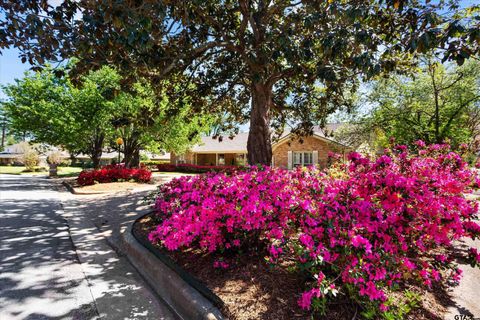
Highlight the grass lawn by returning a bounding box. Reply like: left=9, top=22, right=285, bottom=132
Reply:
left=56, top=166, right=83, bottom=177
left=0, top=166, right=83, bottom=177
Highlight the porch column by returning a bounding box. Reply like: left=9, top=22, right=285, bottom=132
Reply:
left=215, top=153, right=218, bottom=166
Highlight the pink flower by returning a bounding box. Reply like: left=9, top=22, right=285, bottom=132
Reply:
left=359, top=281, right=385, bottom=301
left=403, top=258, right=416, bottom=271
left=298, top=288, right=322, bottom=310
left=317, top=272, right=325, bottom=284
left=414, top=140, right=426, bottom=148
left=147, top=143, right=478, bottom=316
left=213, top=260, right=229, bottom=269
left=269, top=245, right=283, bottom=259
left=299, top=234, right=315, bottom=250
left=351, top=235, right=372, bottom=254
left=468, top=248, right=480, bottom=264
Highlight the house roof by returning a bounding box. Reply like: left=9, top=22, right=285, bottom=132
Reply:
left=191, top=133, right=249, bottom=153
left=277, top=124, right=343, bottom=140
left=142, top=151, right=171, bottom=160
left=190, top=124, right=349, bottom=153
left=275, top=124, right=350, bottom=147
left=0, top=153, right=21, bottom=159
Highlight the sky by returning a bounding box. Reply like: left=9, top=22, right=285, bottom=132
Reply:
left=0, top=47, right=30, bottom=99
left=0, top=0, right=477, bottom=100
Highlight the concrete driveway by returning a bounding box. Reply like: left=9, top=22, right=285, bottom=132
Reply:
left=0, top=174, right=176, bottom=320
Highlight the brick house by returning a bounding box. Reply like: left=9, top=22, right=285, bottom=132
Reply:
left=170, top=124, right=351, bottom=169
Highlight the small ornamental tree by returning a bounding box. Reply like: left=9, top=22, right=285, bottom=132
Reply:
left=149, top=143, right=480, bottom=317
left=2, top=65, right=122, bottom=169
left=20, top=149, right=40, bottom=171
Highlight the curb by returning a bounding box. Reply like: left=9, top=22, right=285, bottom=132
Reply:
left=62, top=180, right=78, bottom=194
left=120, top=223, right=225, bottom=320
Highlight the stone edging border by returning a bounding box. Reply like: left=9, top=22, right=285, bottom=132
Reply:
left=62, top=180, right=77, bottom=194
left=120, top=217, right=225, bottom=320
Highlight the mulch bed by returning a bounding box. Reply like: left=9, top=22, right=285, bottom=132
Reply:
left=64, top=178, right=155, bottom=194
left=134, top=213, right=453, bottom=320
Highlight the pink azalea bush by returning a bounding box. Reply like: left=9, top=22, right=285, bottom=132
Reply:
left=77, top=164, right=152, bottom=186
left=148, top=143, right=480, bottom=317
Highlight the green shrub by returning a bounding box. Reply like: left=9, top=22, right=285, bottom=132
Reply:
left=47, top=151, right=63, bottom=165
left=20, top=150, right=40, bottom=171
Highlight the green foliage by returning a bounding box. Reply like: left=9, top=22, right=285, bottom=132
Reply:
left=337, top=58, right=480, bottom=151
left=2, top=65, right=120, bottom=160
left=360, top=290, right=421, bottom=320
left=1, top=1, right=479, bottom=164
left=112, top=80, right=211, bottom=158
left=20, top=149, right=40, bottom=171
left=2, top=65, right=212, bottom=167
left=371, top=59, right=480, bottom=147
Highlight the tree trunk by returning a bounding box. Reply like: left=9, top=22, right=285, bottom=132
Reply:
left=434, top=88, right=440, bottom=143
left=247, top=83, right=272, bottom=165
left=123, top=146, right=140, bottom=168
left=123, top=133, right=141, bottom=168
left=90, top=133, right=104, bottom=169
left=133, top=149, right=140, bottom=167
left=1, top=120, right=5, bottom=149
left=69, top=153, right=77, bottom=166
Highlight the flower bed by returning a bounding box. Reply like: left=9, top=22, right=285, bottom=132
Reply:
left=157, top=163, right=241, bottom=174
left=77, top=164, right=152, bottom=186
left=148, top=143, right=480, bottom=319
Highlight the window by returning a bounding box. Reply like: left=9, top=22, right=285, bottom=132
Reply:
left=235, top=153, right=246, bottom=166
left=293, top=152, right=302, bottom=166
left=303, top=152, right=313, bottom=166
left=176, top=154, right=186, bottom=164
left=218, top=154, right=225, bottom=165
left=293, top=152, right=313, bottom=167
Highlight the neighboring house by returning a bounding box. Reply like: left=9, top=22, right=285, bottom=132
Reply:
left=170, top=124, right=352, bottom=168
left=1, top=142, right=171, bottom=166
left=141, top=150, right=171, bottom=162
left=0, top=143, right=119, bottom=166
left=171, top=133, right=249, bottom=166
left=0, top=142, right=43, bottom=165
left=0, top=153, right=21, bottom=165
left=74, top=151, right=118, bottom=166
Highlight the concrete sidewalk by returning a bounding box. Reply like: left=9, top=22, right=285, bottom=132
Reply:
left=59, top=184, right=178, bottom=320
left=445, top=236, right=480, bottom=319
left=0, top=174, right=97, bottom=320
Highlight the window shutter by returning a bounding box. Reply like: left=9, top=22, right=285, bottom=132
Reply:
left=313, top=150, right=318, bottom=166
left=287, top=151, right=293, bottom=170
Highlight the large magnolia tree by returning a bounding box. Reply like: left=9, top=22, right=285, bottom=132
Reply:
left=1, top=0, right=479, bottom=164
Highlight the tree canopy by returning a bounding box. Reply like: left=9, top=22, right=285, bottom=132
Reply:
left=335, top=58, right=480, bottom=152
left=2, top=66, right=212, bottom=167
left=1, top=1, right=479, bottom=164
left=2, top=65, right=122, bottom=167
